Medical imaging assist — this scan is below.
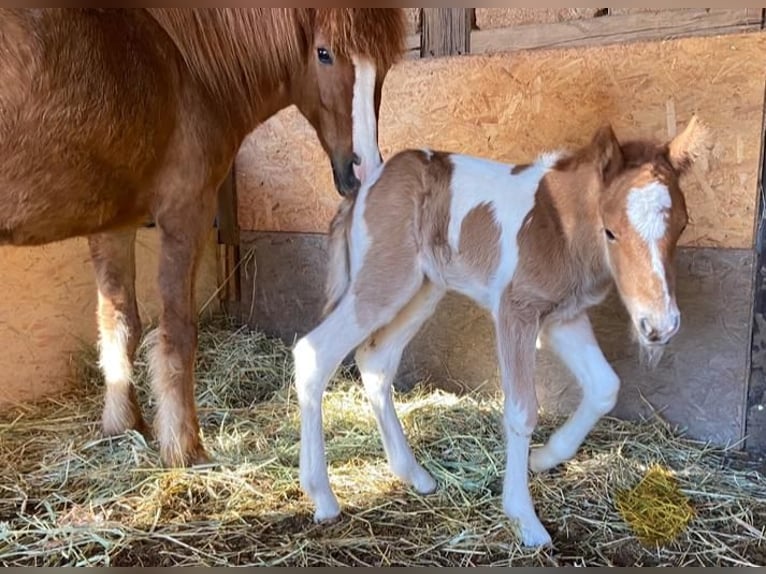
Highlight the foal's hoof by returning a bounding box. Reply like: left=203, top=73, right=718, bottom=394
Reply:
left=411, top=468, right=438, bottom=495
left=529, top=447, right=560, bottom=474
left=514, top=515, right=553, bottom=548
left=313, top=503, right=342, bottom=525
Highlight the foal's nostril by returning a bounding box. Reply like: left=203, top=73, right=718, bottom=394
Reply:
left=639, top=317, right=659, bottom=342
left=672, top=313, right=681, bottom=333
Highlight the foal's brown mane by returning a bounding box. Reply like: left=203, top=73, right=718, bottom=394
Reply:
left=554, top=135, right=678, bottom=182
left=147, top=9, right=406, bottom=104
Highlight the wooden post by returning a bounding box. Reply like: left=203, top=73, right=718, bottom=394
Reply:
left=746, top=71, right=766, bottom=455
left=420, top=8, right=473, bottom=58
left=215, top=165, right=241, bottom=315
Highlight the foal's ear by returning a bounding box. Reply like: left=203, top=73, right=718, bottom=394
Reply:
left=591, top=124, right=624, bottom=184
left=667, top=114, right=709, bottom=173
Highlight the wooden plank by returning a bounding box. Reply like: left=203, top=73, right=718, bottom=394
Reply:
left=420, top=8, right=472, bottom=57
left=746, top=79, right=766, bottom=454
left=470, top=8, right=763, bottom=54
left=236, top=33, right=766, bottom=250
left=216, top=166, right=239, bottom=247
left=215, top=165, right=241, bottom=310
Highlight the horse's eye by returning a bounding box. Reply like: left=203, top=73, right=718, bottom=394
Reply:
left=317, top=47, right=333, bottom=65
left=605, top=228, right=617, bottom=242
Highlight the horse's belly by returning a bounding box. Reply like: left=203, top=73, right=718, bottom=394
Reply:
left=0, top=175, right=151, bottom=246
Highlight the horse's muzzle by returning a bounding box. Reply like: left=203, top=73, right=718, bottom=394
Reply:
left=331, top=154, right=361, bottom=197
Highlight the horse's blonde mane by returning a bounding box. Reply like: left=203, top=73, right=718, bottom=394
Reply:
left=147, top=9, right=407, bottom=105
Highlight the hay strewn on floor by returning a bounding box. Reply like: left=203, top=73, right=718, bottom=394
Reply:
left=0, top=318, right=764, bottom=566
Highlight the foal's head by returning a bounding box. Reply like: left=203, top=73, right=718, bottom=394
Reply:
left=588, top=117, right=707, bottom=359
left=290, top=9, right=407, bottom=197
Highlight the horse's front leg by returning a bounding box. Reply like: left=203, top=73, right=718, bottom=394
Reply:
left=494, top=294, right=551, bottom=548
left=88, top=229, right=149, bottom=438
left=149, top=191, right=217, bottom=467
left=530, top=312, right=620, bottom=473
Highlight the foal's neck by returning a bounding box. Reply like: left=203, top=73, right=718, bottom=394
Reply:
left=545, top=163, right=611, bottom=284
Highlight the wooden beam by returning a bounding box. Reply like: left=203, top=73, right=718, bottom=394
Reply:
left=745, top=78, right=766, bottom=455
left=470, top=8, right=763, bottom=54
left=215, top=165, right=241, bottom=312
left=420, top=8, right=473, bottom=58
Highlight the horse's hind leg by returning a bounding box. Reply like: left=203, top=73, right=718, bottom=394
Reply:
left=355, top=280, right=444, bottom=495
left=530, top=312, right=620, bottom=473
left=88, top=229, right=149, bottom=437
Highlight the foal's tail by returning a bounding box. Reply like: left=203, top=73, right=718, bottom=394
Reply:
left=322, top=197, right=355, bottom=318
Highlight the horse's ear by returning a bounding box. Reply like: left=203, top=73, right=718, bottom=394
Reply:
left=591, top=124, right=624, bottom=184
left=667, top=114, right=709, bottom=173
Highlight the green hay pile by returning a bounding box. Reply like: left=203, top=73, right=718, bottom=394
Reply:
left=0, top=317, right=764, bottom=566
left=615, top=464, right=695, bottom=546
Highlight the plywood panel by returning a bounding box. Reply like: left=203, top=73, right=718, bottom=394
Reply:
left=237, top=32, right=766, bottom=249
left=239, top=231, right=752, bottom=447
left=0, top=229, right=220, bottom=407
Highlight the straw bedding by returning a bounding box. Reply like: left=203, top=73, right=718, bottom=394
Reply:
left=0, top=317, right=764, bottom=566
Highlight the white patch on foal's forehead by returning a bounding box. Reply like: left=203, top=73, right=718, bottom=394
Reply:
left=626, top=181, right=672, bottom=241
left=625, top=180, right=673, bottom=310
left=351, top=56, right=379, bottom=183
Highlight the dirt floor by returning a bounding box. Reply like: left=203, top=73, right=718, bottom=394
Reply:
left=0, top=318, right=764, bottom=566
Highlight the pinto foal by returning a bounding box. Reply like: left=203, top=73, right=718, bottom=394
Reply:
left=294, top=117, right=706, bottom=547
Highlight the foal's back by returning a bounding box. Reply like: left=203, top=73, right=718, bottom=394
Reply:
left=349, top=148, right=563, bottom=311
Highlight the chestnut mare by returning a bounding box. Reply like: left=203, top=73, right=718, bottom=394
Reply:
left=0, top=9, right=406, bottom=467
left=294, top=117, right=707, bottom=547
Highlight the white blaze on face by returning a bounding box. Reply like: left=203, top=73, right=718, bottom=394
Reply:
left=626, top=181, right=673, bottom=309
left=351, top=56, right=379, bottom=185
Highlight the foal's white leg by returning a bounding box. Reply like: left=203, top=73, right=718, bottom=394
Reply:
left=355, top=282, right=444, bottom=495
left=530, top=313, right=620, bottom=473
left=495, top=302, right=552, bottom=548
left=295, top=283, right=421, bottom=523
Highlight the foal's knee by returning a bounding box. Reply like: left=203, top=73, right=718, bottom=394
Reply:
left=504, top=397, right=537, bottom=437
left=588, top=370, right=620, bottom=415
left=294, top=337, right=324, bottom=404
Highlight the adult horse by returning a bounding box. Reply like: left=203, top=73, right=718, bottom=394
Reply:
left=0, top=9, right=407, bottom=467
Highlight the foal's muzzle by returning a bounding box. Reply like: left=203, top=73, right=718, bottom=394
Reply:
left=331, top=153, right=361, bottom=197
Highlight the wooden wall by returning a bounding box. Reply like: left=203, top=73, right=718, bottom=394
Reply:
left=0, top=229, right=220, bottom=408
left=238, top=32, right=766, bottom=250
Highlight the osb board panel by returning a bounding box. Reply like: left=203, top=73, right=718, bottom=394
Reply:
left=0, top=229, right=220, bottom=408
left=237, top=32, right=766, bottom=250
left=239, top=231, right=752, bottom=447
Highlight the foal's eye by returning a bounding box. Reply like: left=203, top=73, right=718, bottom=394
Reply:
left=317, top=47, right=333, bottom=65
left=605, top=228, right=617, bottom=242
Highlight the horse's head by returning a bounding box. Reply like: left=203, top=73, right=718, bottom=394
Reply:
left=290, top=9, right=406, bottom=197
left=589, top=116, right=707, bottom=363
